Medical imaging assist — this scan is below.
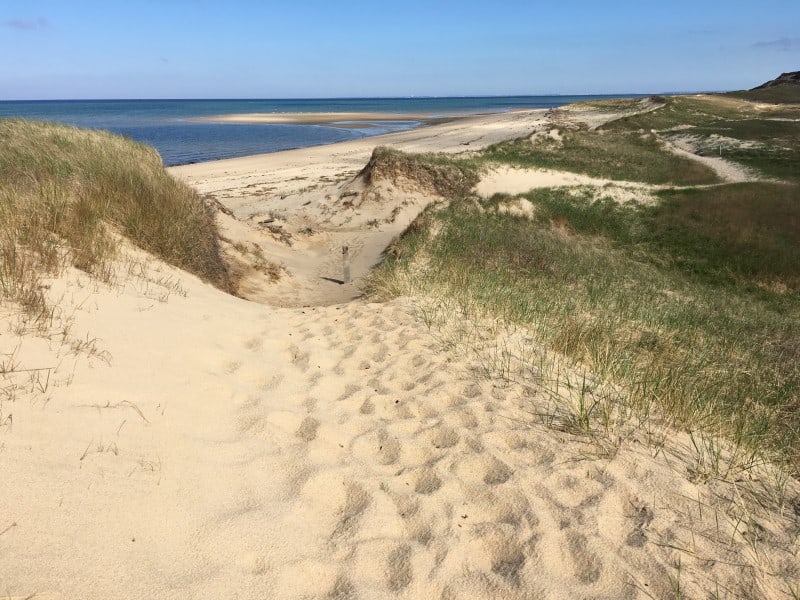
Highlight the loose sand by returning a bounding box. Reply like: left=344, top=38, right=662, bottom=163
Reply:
left=2, top=107, right=798, bottom=599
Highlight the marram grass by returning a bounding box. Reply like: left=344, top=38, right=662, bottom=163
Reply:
left=0, top=119, right=229, bottom=321
left=369, top=186, right=800, bottom=474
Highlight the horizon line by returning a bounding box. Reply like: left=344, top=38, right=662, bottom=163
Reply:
left=0, top=90, right=728, bottom=103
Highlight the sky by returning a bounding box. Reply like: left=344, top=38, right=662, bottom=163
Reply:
left=1, top=0, right=799, bottom=100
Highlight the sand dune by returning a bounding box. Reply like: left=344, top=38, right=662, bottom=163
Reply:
left=2, top=107, right=798, bottom=599
left=169, top=109, right=551, bottom=307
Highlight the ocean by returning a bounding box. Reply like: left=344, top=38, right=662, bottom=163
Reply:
left=0, top=96, right=643, bottom=166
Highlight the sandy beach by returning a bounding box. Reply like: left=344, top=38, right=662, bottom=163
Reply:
left=2, top=106, right=798, bottom=599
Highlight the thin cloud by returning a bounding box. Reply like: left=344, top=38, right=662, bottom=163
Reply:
left=3, top=17, right=49, bottom=30
left=752, top=37, right=800, bottom=51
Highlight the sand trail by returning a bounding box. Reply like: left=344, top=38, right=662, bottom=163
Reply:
left=2, top=262, right=797, bottom=599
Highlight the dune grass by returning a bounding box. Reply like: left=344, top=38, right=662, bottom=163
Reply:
left=0, top=119, right=229, bottom=322
left=369, top=188, right=800, bottom=472
left=361, top=146, right=480, bottom=197
left=480, top=128, right=720, bottom=185
left=369, top=95, right=800, bottom=474
left=604, top=95, right=800, bottom=182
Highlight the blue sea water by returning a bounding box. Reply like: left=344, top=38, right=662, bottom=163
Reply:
left=0, top=97, right=644, bottom=166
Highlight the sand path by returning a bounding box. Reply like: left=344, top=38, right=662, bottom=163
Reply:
left=4, top=262, right=795, bottom=599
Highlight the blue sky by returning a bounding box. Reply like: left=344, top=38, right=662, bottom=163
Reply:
left=1, top=0, right=798, bottom=99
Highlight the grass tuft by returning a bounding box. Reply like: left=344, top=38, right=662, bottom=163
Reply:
left=359, top=146, right=480, bottom=198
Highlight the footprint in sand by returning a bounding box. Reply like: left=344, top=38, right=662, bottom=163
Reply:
left=243, top=336, right=263, bottom=351
left=483, top=457, right=514, bottom=485
left=459, top=409, right=479, bottom=429
left=465, top=436, right=484, bottom=453
left=386, top=544, right=413, bottom=591
left=414, top=468, right=442, bottom=495
left=418, top=403, right=439, bottom=419
left=295, top=416, right=319, bottom=442
left=567, top=531, right=603, bottom=584
left=336, top=383, right=361, bottom=402
left=331, top=483, right=372, bottom=539
left=376, top=430, right=402, bottom=465
left=258, top=373, right=284, bottom=391
left=288, top=343, right=310, bottom=371
left=430, top=425, right=459, bottom=449
left=463, top=383, right=482, bottom=398
left=224, top=360, right=242, bottom=374
left=623, top=498, right=654, bottom=548
left=327, top=574, right=357, bottom=599
left=479, top=524, right=528, bottom=585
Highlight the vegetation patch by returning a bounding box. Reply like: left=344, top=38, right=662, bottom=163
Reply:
left=0, top=119, right=229, bottom=322
left=481, top=128, right=720, bottom=185
left=370, top=183, right=800, bottom=472
left=527, top=183, right=800, bottom=290
left=605, top=95, right=800, bottom=181
left=358, top=146, right=479, bottom=198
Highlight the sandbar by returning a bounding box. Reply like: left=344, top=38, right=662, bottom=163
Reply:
left=192, top=111, right=465, bottom=128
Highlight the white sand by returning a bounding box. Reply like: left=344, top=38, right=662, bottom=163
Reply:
left=1, top=107, right=798, bottom=599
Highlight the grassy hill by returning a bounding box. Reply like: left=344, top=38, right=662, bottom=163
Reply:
left=726, top=71, right=800, bottom=103
left=0, top=119, right=229, bottom=322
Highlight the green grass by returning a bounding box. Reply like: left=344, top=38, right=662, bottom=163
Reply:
left=480, top=128, right=720, bottom=185
left=646, top=184, right=800, bottom=288
left=604, top=95, right=800, bottom=182
left=369, top=188, right=800, bottom=471
left=528, top=183, right=800, bottom=291
left=719, top=146, right=800, bottom=182
left=0, top=119, right=229, bottom=321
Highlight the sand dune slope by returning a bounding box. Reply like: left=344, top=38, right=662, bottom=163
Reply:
left=1, top=256, right=797, bottom=599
